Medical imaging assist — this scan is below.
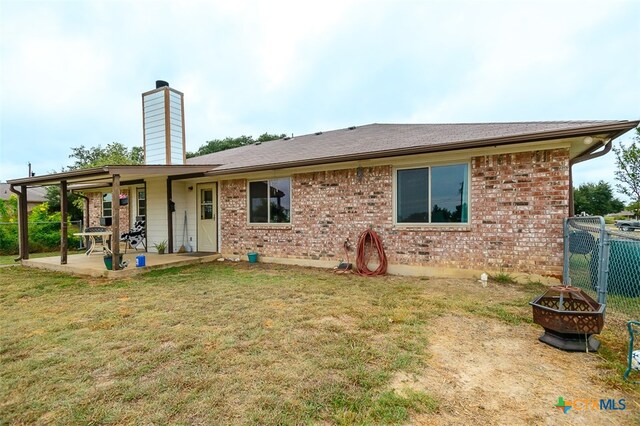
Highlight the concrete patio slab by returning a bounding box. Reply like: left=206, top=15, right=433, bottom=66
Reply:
left=21, top=252, right=221, bottom=278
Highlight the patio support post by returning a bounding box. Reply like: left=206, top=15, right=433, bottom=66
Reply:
left=143, top=181, right=148, bottom=252
left=111, top=174, right=120, bottom=270
left=167, top=177, right=173, bottom=253
left=60, top=180, right=68, bottom=264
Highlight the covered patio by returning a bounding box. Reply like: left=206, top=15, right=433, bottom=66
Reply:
left=7, top=164, right=217, bottom=272
left=22, top=252, right=222, bottom=278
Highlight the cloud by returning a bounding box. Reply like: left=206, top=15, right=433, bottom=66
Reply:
left=406, top=1, right=630, bottom=122
left=0, top=0, right=638, bottom=183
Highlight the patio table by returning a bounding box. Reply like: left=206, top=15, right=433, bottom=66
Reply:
left=73, top=231, right=113, bottom=256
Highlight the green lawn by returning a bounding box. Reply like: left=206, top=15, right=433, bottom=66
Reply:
left=0, top=250, right=85, bottom=265
left=0, top=263, right=636, bottom=424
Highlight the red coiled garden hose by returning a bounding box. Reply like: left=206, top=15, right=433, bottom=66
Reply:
left=356, top=228, right=388, bottom=276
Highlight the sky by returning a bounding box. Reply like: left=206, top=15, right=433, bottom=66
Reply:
left=1, top=0, right=639, bottom=199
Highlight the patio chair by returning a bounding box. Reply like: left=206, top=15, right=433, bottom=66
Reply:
left=84, top=226, right=109, bottom=251
left=120, top=219, right=146, bottom=253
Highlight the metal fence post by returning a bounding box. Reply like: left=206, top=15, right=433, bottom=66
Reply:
left=597, top=217, right=610, bottom=306
left=563, top=218, right=570, bottom=286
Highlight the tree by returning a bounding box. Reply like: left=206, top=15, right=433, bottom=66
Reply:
left=44, top=185, right=84, bottom=221
left=614, top=128, right=640, bottom=217
left=573, top=180, right=625, bottom=216
left=67, top=142, right=144, bottom=170
left=627, top=201, right=640, bottom=217
left=44, top=142, right=144, bottom=220
left=186, top=133, right=285, bottom=158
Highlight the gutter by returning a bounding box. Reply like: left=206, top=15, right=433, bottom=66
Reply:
left=7, top=167, right=109, bottom=186
left=8, top=184, right=21, bottom=197
left=7, top=165, right=217, bottom=187
left=568, top=140, right=613, bottom=216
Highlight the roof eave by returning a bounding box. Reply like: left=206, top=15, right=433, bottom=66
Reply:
left=7, top=167, right=110, bottom=186
left=7, top=164, right=220, bottom=186
left=207, top=120, right=639, bottom=176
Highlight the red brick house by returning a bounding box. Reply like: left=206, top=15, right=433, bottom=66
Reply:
left=81, top=121, right=636, bottom=279
left=8, top=82, right=638, bottom=278
left=180, top=121, right=636, bottom=278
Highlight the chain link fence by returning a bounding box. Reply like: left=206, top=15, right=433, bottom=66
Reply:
left=564, top=216, right=640, bottom=319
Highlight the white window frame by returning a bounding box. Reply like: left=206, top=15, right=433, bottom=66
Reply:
left=102, top=192, right=113, bottom=218
left=393, top=161, right=471, bottom=226
left=136, top=187, right=146, bottom=218
left=247, top=177, right=292, bottom=225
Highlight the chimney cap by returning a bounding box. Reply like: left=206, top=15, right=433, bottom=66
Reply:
left=156, top=80, right=169, bottom=89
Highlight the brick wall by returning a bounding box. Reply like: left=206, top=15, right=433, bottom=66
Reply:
left=86, top=190, right=130, bottom=231
left=219, top=148, right=569, bottom=276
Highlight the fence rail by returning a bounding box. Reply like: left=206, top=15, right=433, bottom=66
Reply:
left=564, top=216, right=640, bottom=319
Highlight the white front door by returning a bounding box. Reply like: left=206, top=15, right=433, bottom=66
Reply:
left=197, top=184, right=217, bottom=252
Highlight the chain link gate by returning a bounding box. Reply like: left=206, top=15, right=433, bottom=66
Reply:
left=564, top=216, right=640, bottom=318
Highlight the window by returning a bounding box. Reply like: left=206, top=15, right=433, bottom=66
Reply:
left=200, top=189, right=213, bottom=220
left=102, top=193, right=112, bottom=218
left=249, top=178, right=291, bottom=224
left=137, top=188, right=146, bottom=217
left=396, top=163, right=469, bottom=224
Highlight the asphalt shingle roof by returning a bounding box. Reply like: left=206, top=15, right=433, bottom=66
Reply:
left=0, top=183, right=47, bottom=202
left=187, top=121, right=637, bottom=173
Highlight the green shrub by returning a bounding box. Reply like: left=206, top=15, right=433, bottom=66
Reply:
left=0, top=224, right=19, bottom=255
left=0, top=200, right=79, bottom=255
left=0, top=197, right=19, bottom=255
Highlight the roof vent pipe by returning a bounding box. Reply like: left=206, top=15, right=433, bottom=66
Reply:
left=156, top=80, right=169, bottom=89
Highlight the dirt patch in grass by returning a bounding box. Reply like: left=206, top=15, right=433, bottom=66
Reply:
left=395, top=314, right=637, bottom=425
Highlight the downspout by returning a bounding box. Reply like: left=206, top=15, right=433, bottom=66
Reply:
left=569, top=140, right=612, bottom=216
left=9, top=184, right=28, bottom=261
left=72, top=192, right=90, bottom=250
left=74, top=192, right=90, bottom=230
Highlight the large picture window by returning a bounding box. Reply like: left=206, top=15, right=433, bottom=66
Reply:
left=102, top=193, right=113, bottom=218
left=396, top=163, right=469, bottom=224
left=249, top=178, right=291, bottom=224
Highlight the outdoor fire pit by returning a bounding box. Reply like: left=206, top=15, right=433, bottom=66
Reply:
left=530, top=285, right=605, bottom=352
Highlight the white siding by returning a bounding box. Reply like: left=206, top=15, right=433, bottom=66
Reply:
left=143, top=90, right=168, bottom=165
left=145, top=177, right=168, bottom=252
left=172, top=180, right=199, bottom=250
left=172, top=181, right=187, bottom=249
left=186, top=182, right=198, bottom=249
left=143, top=89, right=185, bottom=165
left=169, top=91, right=184, bottom=164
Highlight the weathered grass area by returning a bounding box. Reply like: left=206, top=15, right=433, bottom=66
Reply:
left=0, top=262, right=636, bottom=424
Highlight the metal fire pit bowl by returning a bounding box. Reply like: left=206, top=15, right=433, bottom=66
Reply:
left=530, top=285, right=605, bottom=352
